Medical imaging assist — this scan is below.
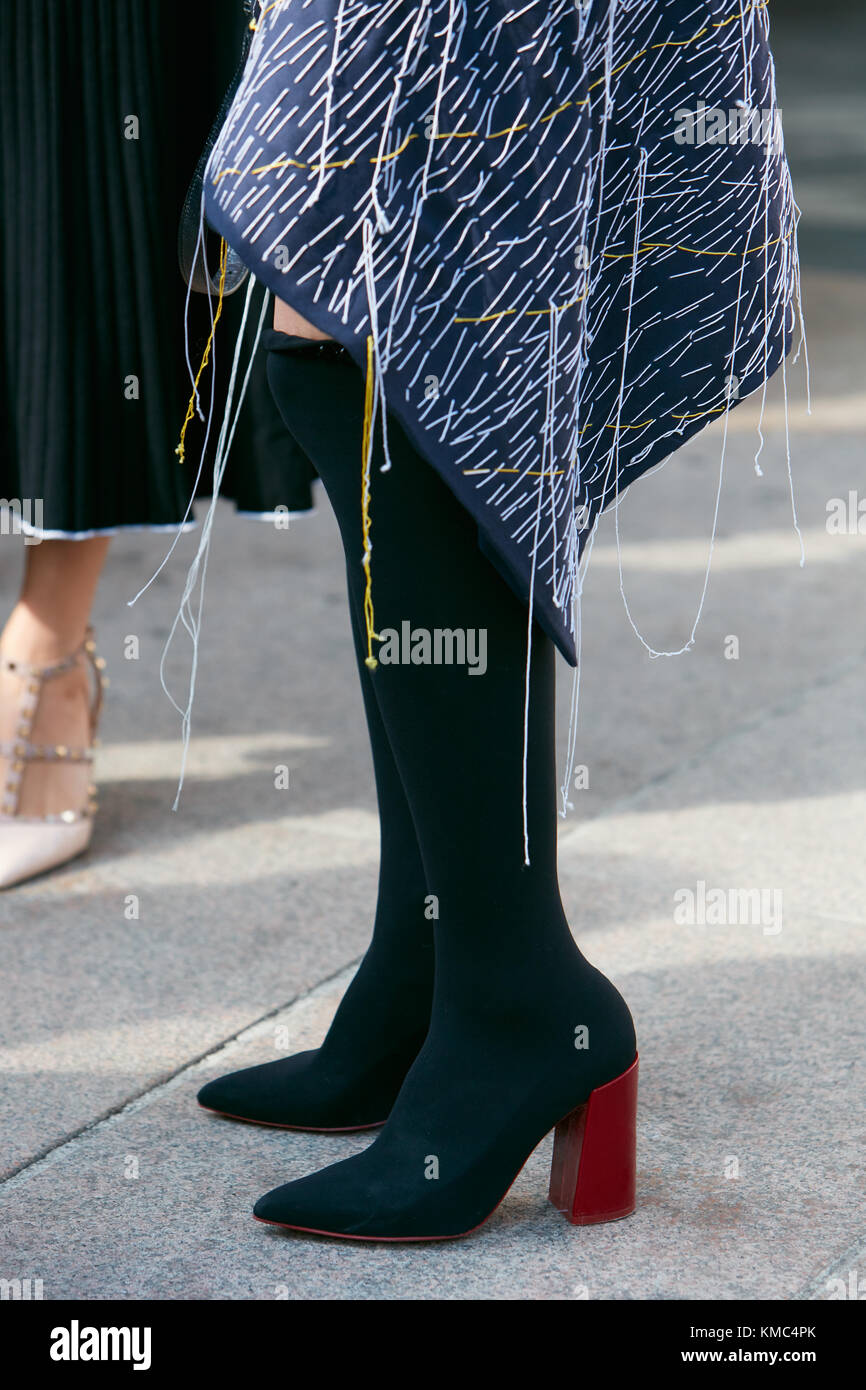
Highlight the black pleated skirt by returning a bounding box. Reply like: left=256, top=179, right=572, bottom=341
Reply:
left=0, top=0, right=316, bottom=535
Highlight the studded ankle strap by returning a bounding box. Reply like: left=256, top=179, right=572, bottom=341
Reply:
left=0, top=627, right=106, bottom=820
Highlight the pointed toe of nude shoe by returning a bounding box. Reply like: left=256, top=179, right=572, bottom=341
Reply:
left=0, top=819, right=93, bottom=890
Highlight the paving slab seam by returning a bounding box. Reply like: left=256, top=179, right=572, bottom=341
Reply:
left=794, top=1234, right=866, bottom=1300
left=4, top=645, right=860, bottom=1206
left=0, top=959, right=361, bottom=1190
left=560, top=643, right=866, bottom=839
left=4, top=650, right=861, bottom=1181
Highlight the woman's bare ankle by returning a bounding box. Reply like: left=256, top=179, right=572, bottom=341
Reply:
left=0, top=606, right=88, bottom=666
left=273, top=297, right=333, bottom=340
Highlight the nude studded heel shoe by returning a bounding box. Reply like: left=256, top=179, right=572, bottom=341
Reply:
left=0, top=627, right=106, bottom=889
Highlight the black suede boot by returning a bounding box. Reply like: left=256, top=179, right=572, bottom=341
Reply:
left=244, top=340, right=637, bottom=1238
left=197, top=346, right=435, bottom=1131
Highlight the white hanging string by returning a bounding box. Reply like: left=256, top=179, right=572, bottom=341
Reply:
left=128, top=195, right=220, bottom=605
left=157, top=278, right=269, bottom=808
left=302, top=0, right=348, bottom=214
left=362, top=216, right=393, bottom=472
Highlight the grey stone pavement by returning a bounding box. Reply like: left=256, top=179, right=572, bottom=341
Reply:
left=0, top=2, right=863, bottom=1300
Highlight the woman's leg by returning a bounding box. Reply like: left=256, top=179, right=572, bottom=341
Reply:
left=256, top=343, right=636, bottom=1237
left=2, top=536, right=108, bottom=659
left=197, top=376, right=435, bottom=1126
left=198, top=565, right=435, bottom=1127
left=0, top=537, right=108, bottom=819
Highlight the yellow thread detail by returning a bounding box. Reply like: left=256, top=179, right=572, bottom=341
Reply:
left=541, top=101, right=575, bottom=122
left=573, top=418, right=656, bottom=435
left=454, top=308, right=517, bottom=325
left=175, top=239, right=228, bottom=465
left=569, top=400, right=740, bottom=438
left=455, top=293, right=588, bottom=326
left=711, top=4, right=767, bottom=33
left=587, top=50, right=648, bottom=94
left=651, top=33, right=708, bottom=49
left=601, top=230, right=790, bottom=262
left=462, top=466, right=565, bottom=477
left=524, top=294, right=588, bottom=317
left=502, top=467, right=564, bottom=476
left=213, top=3, right=771, bottom=186
left=360, top=335, right=380, bottom=670
left=250, top=1, right=285, bottom=31
left=459, top=227, right=792, bottom=328
left=371, top=133, right=420, bottom=163
left=250, top=158, right=308, bottom=175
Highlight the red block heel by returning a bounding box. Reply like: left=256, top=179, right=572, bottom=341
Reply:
left=548, top=1053, right=638, bottom=1225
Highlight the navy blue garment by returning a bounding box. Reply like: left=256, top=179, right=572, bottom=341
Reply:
left=204, top=0, right=799, bottom=665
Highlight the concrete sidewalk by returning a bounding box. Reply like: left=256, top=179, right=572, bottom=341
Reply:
left=0, top=2, right=863, bottom=1299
